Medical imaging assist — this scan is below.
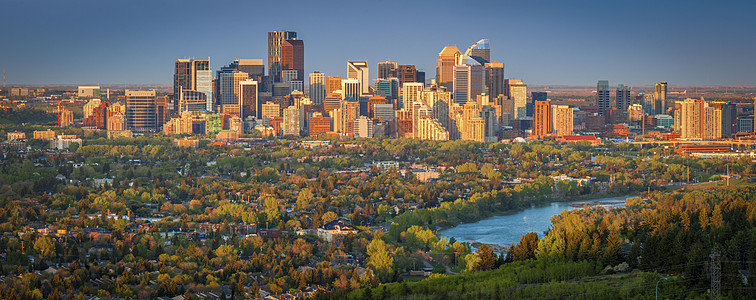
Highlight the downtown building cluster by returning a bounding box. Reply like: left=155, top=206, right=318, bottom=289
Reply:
left=49, top=31, right=755, bottom=145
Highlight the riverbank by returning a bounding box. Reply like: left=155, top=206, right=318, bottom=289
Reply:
left=438, top=195, right=633, bottom=252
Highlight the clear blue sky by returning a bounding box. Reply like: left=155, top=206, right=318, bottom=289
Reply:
left=1, top=0, right=755, bottom=86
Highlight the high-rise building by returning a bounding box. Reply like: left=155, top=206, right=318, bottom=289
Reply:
left=507, top=79, right=527, bottom=119
left=597, top=80, right=610, bottom=116
left=268, top=31, right=297, bottom=82
left=397, top=65, right=417, bottom=86
left=239, top=79, right=258, bottom=119
left=402, top=82, right=424, bottom=109
left=642, top=94, right=656, bottom=115
left=261, top=101, right=280, bottom=120
left=616, top=84, right=630, bottom=110
left=174, top=59, right=212, bottom=111
left=655, top=81, right=668, bottom=114
left=309, top=112, right=331, bottom=136
left=125, top=90, right=157, bottom=132
left=59, top=109, right=74, bottom=127
left=283, top=105, right=301, bottom=136
left=480, top=105, right=498, bottom=142
left=281, top=39, right=304, bottom=82
left=466, top=39, right=490, bottom=64
left=83, top=98, right=102, bottom=119
left=309, top=71, right=325, bottom=104
left=178, top=89, right=207, bottom=112
left=532, top=100, right=552, bottom=138
left=453, top=64, right=485, bottom=105
left=342, top=79, right=361, bottom=101
left=485, top=62, right=505, bottom=97
left=353, top=116, right=374, bottom=138
left=347, top=61, right=370, bottom=95
left=376, top=78, right=400, bottom=109
left=325, top=76, right=343, bottom=96
left=323, top=92, right=343, bottom=113
left=219, top=71, right=250, bottom=108
left=552, top=105, right=573, bottom=136
left=436, top=46, right=461, bottom=92
left=78, top=86, right=100, bottom=98
left=378, top=61, right=397, bottom=80
left=374, top=104, right=395, bottom=122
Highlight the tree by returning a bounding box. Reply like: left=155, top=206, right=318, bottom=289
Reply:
left=510, top=232, right=539, bottom=262
left=33, top=236, right=55, bottom=261
left=367, top=239, right=394, bottom=277
left=322, top=211, right=338, bottom=224
left=474, top=245, right=497, bottom=271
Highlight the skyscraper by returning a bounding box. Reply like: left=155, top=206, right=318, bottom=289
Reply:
left=309, top=71, right=325, bottom=105
left=397, top=64, right=417, bottom=86
left=485, top=62, right=505, bottom=97
left=239, top=79, right=258, bottom=119
left=325, top=76, right=343, bottom=96
left=655, top=81, right=668, bottom=114
left=507, top=79, right=527, bottom=119
left=281, top=39, right=304, bottom=82
left=347, top=61, right=370, bottom=95
left=125, top=90, right=157, bottom=133
left=268, top=31, right=297, bottom=82
left=453, top=64, right=485, bottom=105
left=467, top=39, right=490, bottom=64
left=217, top=59, right=264, bottom=108
left=616, top=84, right=630, bottom=110
left=342, top=79, right=361, bottom=101
left=436, top=46, right=461, bottom=92
left=552, top=105, right=573, bottom=136
left=377, top=61, right=397, bottom=80
left=532, top=100, right=552, bottom=138
left=597, top=80, right=610, bottom=116
left=174, top=58, right=212, bottom=111
left=219, top=71, right=250, bottom=107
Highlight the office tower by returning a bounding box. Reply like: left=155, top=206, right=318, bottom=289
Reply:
left=281, top=39, right=304, bottom=82
left=402, top=82, right=424, bottom=108
left=532, top=92, right=547, bottom=102
left=597, top=80, right=610, bottom=116
left=353, top=116, right=374, bottom=138
left=217, top=59, right=262, bottom=105
left=436, top=46, right=461, bottom=91
left=397, top=64, right=417, bottom=86
left=376, top=78, right=400, bottom=108
left=178, top=89, right=207, bottom=112
left=283, top=105, right=301, bottom=136
left=480, top=105, right=498, bottom=142
left=239, top=79, right=258, bottom=119
left=261, top=101, right=280, bottom=120
left=374, top=104, right=395, bottom=121
left=347, top=61, right=370, bottom=95
left=655, top=81, right=668, bottom=114
left=532, top=100, right=552, bottom=138
left=323, top=92, right=342, bottom=113
left=367, top=95, right=387, bottom=117
left=281, top=70, right=298, bottom=85
left=453, top=64, right=485, bottom=105
left=325, top=76, right=343, bottom=95
left=466, top=39, right=490, bottom=64
left=125, top=90, right=157, bottom=132
left=268, top=31, right=297, bottom=82
left=78, top=86, right=100, bottom=98
left=641, top=94, right=656, bottom=115
left=416, top=70, right=425, bottom=84
left=342, top=78, right=361, bottom=101
left=309, top=71, right=325, bottom=104
left=552, top=105, right=573, bottom=136
left=485, top=62, right=505, bottom=97
left=616, top=84, right=630, bottom=109
left=506, top=79, right=527, bottom=119
left=340, top=98, right=359, bottom=136
left=378, top=61, right=397, bottom=80
left=713, top=102, right=735, bottom=137
left=155, top=95, right=169, bottom=127
left=83, top=98, right=102, bottom=119
left=219, top=71, right=249, bottom=108
left=174, top=59, right=212, bottom=111
left=309, top=112, right=331, bottom=136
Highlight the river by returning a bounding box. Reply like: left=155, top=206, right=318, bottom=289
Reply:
left=438, top=195, right=630, bottom=251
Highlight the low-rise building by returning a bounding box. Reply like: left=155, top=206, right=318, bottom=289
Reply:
left=33, top=129, right=56, bottom=140
left=317, top=219, right=358, bottom=243
left=7, top=131, right=26, bottom=140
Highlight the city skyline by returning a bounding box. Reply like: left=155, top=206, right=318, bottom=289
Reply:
left=1, top=0, right=755, bottom=86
